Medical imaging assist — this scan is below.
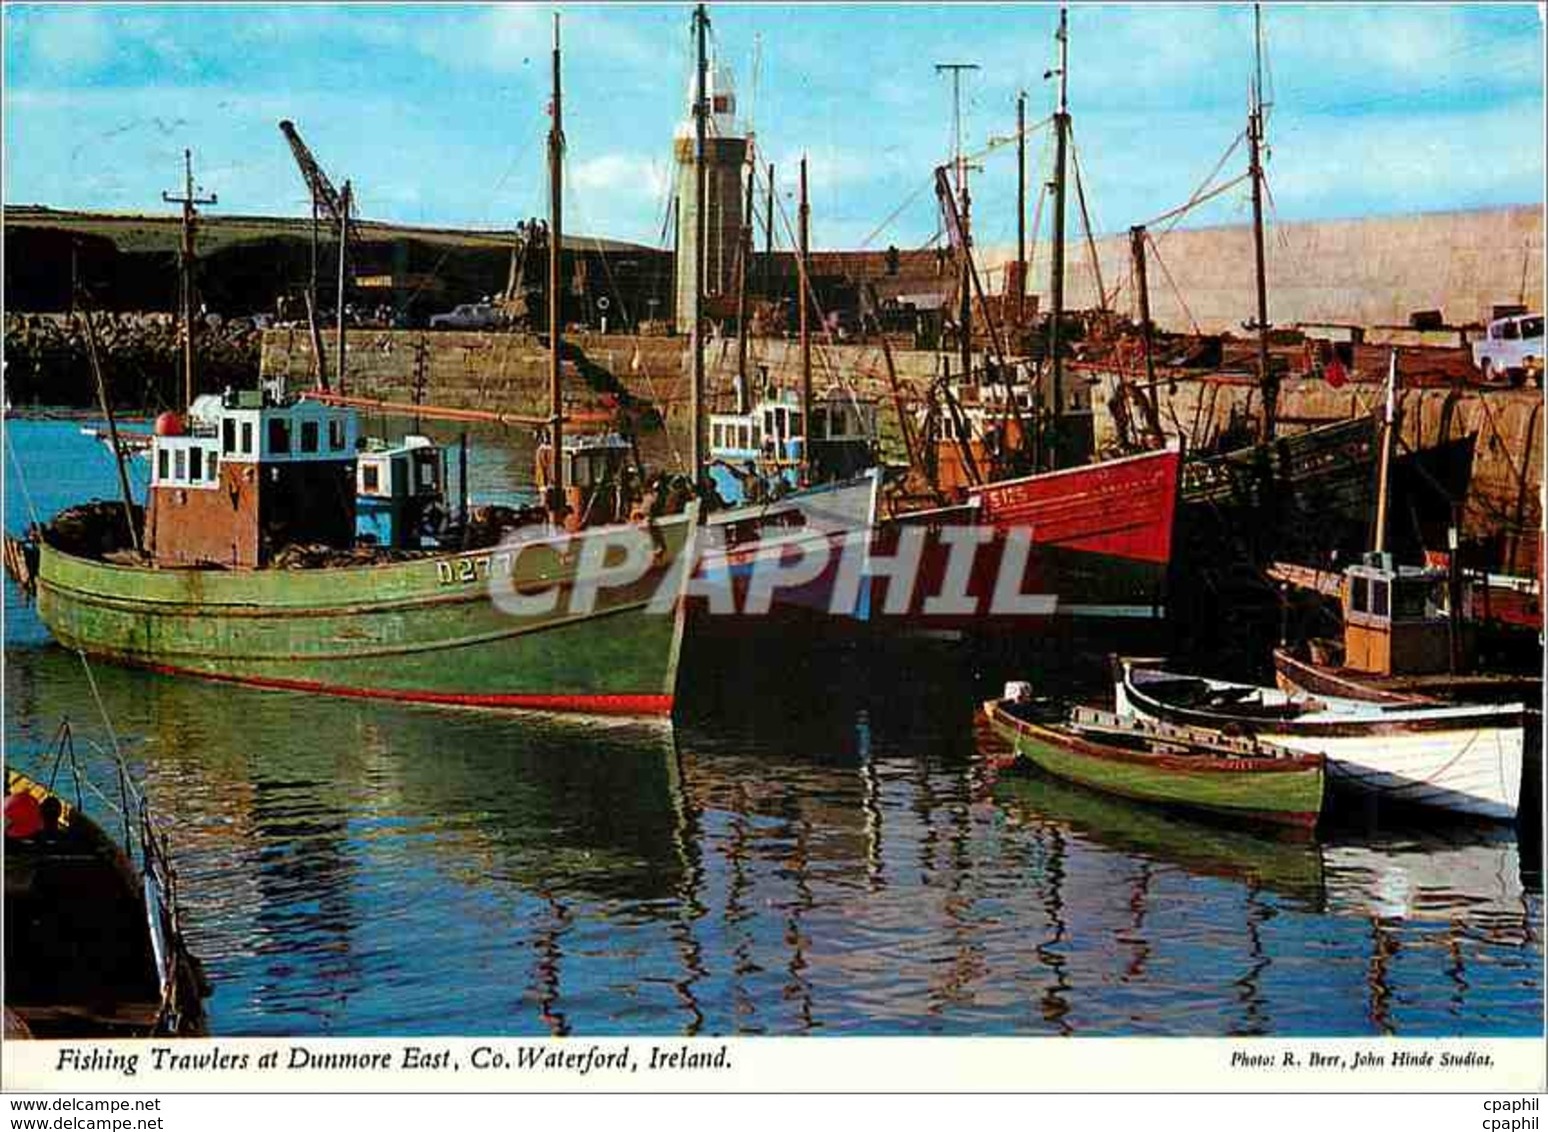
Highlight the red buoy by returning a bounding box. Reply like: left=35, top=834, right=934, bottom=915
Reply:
left=153, top=411, right=186, bottom=437
left=4, top=791, right=43, bottom=839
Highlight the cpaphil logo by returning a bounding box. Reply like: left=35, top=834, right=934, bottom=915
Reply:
left=484, top=515, right=1060, bottom=620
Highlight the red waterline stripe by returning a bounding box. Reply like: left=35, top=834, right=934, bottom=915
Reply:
left=134, top=661, right=674, bottom=716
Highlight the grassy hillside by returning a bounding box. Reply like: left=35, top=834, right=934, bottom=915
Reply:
left=2, top=205, right=651, bottom=256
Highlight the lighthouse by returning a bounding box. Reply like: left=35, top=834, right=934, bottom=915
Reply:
left=673, top=60, right=749, bottom=334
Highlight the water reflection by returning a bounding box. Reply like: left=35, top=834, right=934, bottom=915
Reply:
left=5, top=417, right=1541, bottom=1037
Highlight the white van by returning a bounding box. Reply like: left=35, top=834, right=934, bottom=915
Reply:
left=1472, top=313, right=1543, bottom=384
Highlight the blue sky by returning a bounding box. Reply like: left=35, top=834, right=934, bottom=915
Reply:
left=3, top=4, right=1543, bottom=253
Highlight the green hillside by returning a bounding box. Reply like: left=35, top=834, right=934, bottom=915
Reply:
left=2, top=205, right=650, bottom=255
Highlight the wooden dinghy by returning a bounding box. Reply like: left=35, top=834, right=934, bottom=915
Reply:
left=4, top=726, right=208, bottom=1038
left=981, top=686, right=1325, bottom=830
left=1116, top=659, right=1526, bottom=822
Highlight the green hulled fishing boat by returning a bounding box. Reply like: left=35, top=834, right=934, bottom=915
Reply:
left=9, top=19, right=698, bottom=719
left=982, top=686, right=1325, bottom=830
left=26, top=489, right=697, bottom=716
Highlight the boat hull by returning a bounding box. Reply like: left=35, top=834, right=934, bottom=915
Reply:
left=33, top=510, right=698, bottom=717
left=700, top=471, right=879, bottom=623
left=5, top=769, right=206, bottom=1038
left=1271, top=647, right=1432, bottom=704
left=875, top=448, right=1182, bottom=631
left=1117, top=661, right=1525, bottom=821
left=983, top=700, right=1323, bottom=829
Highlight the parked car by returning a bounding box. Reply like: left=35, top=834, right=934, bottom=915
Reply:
left=429, top=303, right=503, bottom=330
left=1472, top=313, right=1543, bottom=384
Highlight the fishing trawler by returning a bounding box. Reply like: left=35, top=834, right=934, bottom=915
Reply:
left=864, top=8, right=1181, bottom=634
left=1269, top=354, right=1538, bottom=708
left=677, top=6, right=882, bottom=628
left=7, top=19, right=699, bottom=718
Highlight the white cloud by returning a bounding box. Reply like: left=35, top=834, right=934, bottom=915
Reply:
left=569, top=152, right=668, bottom=201
left=406, top=6, right=656, bottom=76
left=18, top=7, right=113, bottom=70
left=1267, top=99, right=1546, bottom=214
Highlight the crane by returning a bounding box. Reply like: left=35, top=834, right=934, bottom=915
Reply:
left=277, top=119, right=352, bottom=390
left=279, top=119, right=345, bottom=221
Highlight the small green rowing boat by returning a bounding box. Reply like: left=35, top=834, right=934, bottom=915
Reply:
left=982, top=691, right=1325, bottom=830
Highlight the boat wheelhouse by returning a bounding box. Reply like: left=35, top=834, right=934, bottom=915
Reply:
left=147, top=386, right=359, bottom=568
left=707, top=388, right=877, bottom=506
left=924, top=366, right=1095, bottom=499
left=356, top=435, right=445, bottom=550
left=535, top=431, right=637, bottom=529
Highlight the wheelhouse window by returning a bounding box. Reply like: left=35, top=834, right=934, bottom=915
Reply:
left=158, top=449, right=170, bottom=481
left=300, top=420, right=319, bottom=454
left=329, top=419, right=347, bottom=451
left=362, top=464, right=380, bottom=492
left=222, top=418, right=236, bottom=454
left=1350, top=576, right=1369, bottom=615
left=174, top=449, right=187, bottom=480
left=1371, top=579, right=1390, bottom=619
left=268, top=418, right=291, bottom=455
left=189, top=447, right=203, bottom=482
left=1393, top=580, right=1431, bottom=621
left=241, top=421, right=254, bottom=455
left=207, top=452, right=220, bottom=482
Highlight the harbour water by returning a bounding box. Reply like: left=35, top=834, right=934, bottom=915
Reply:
left=4, top=417, right=1542, bottom=1037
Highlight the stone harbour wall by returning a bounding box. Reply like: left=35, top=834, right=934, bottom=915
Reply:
left=979, top=205, right=1544, bottom=334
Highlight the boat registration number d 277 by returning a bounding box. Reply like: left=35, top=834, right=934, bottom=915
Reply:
left=435, top=549, right=525, bottom=587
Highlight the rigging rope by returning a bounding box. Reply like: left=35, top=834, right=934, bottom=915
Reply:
left=1144, top=231, right=1201, bottom=337
left=1145, top=131, right=1246, bottom=240
left=5, top=424, right=43, bottom=529
left=856, top=174, right=938, bottom=252
left=1067, top=131, right=1109, bottom=311
left=1140, top=171, right=1252, bottom=233
left=562, top=165, right=688, bottom=472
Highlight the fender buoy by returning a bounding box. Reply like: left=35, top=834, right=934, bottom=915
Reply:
left=4, top=791, right=43, bottom=839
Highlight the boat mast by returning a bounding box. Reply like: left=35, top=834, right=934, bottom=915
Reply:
left=1048, top=6, right=1068, bottom=471
left=547, top=13, right=566, bottom=523
left=736, top=142, right=753, bottom=415
left=335, top=180, right=351, bottom=392
left=936, top=61, right=978, bottom=389
left=161, top=149, right=216, bottom=410
left=1129, top=224, right=1164, bottom=444
left=1248, top=2, right=1275, bottom=440
left=765, top=162, right=775, bottom=291
left=689, top=4, right=709, bottom=487
left=80, top=303, right=141, bottom=554
left=798, top=156, right=812, bottom=486
left=1016, top=90, right=1027, bottom=327
left=1373, top=349, right=1398, bottom=557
